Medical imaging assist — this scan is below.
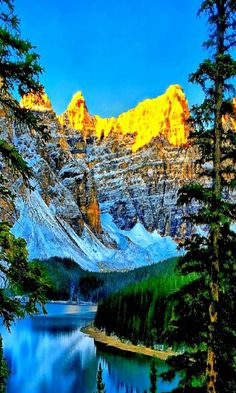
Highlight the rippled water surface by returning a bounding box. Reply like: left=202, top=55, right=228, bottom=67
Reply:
left=1, top=303, right=178, bottom=393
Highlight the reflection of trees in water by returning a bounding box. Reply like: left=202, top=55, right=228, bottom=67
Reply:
left=2, top=305, right=177, bottom=393
left=96, top=344, right=150, bottom=393
left=63, top=349, right=97, bottom=393
left=31, top=315, right=82, bottom=334
left=96, top=343, right=179, bottom=393
left=1, top=309, right=98, bottom=393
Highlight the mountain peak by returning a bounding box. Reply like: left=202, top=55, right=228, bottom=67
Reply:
left=165, top=84, right=184, bottom=94
left=58, top=84, right=190, bottom=150
left=94, top=84, right=190, bottom=150
left=66, top=91, right=86, bottom=111
left=58, top=90, right=94, bottom=130
left=70, top=90, right=85, bottom=101
left=20, top=89, right=53, bottom=112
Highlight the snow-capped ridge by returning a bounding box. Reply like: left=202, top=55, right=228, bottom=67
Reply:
left=12, top=193, right=182, bottom=271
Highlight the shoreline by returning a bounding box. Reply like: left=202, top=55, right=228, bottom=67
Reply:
left=81, top=326, right=176, bottom=360
left=46, top=300, right=96, bottom=305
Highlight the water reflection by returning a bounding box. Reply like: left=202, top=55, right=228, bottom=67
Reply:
left=96, top=344, right=179, bottom=393
left=0, top=303, right=177, bottom=393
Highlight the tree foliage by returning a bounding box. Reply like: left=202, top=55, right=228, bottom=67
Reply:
left=162, top=1, right=236, bottom=392
left=0, top=0, right=43, bottom=126
left=149, top=361, right=157, bottom=393
left=0, top=0, right=48, bottom=390
left=94, top=363, right=106, bottom=393
left=0, top=337, right=8, bottom=393
left=35, top=256, right=180, bottom=302
left=94, top=258, right=196, bottom=347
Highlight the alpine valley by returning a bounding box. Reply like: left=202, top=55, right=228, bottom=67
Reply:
left=0, top=85, right=208, bottom=271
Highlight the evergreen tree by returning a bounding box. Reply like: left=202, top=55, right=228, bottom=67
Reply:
left=0, top=337, right=8, bottom=393
left=149, top=360, right=157, bottom=393
left=0, top=1, right=48, bottom=390
left=0, top=0, right=43, bottom=125
left=162, top=1, right=236, bottom=393
left=94, top=363, right=106, bottom=393
left=0, top=0, right=49, bottom=328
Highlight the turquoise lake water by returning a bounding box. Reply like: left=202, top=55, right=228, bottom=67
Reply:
left=1, top=303, right=178, bottom=393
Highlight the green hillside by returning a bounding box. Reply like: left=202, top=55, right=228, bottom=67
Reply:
left=34, top=256, right=180, bottom=302
left=94, top=259, right=197, bottom=347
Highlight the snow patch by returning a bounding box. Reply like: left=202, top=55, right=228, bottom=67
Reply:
left=12, top=194, right=182, bottom=271
left=101, top=213, right=183, bottom=267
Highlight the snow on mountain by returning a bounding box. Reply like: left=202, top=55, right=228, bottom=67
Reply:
left=101, top=213, right=183, bottom=267
left=3, top=86, right=193, bottom=272
left=12, top=191, right=98, bottom=271
left=12, top=193, right=182, bottom=271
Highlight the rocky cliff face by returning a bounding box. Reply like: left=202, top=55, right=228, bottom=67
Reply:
left=58, top=84, right=189, bottom=151
left=13, top=93, right=102, bottom=237
left=57, top=84, right=195, bottom=238
left=0, top=85, right=199, bottom=270
left=89, top=139, right=196, bottom=237
left=20, top=89, right=53, bottom=112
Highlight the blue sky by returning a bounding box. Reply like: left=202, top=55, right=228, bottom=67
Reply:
left=15, top=0, right=207, bottom=117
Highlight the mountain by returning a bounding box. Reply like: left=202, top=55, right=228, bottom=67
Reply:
left=58, top=84, right=189, bottom=150
left=1, top=85, right=198, bottom=271
left=56, top=84, right=196, bottom=236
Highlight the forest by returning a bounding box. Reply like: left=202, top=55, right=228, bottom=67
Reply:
left=94, top=258, right=197, bottom=347
left=33, top=256, right=179, bottom=302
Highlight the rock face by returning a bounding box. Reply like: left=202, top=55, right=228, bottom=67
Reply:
left=20, top=89, right=53, bottom=112
left=58, top=84, right=190, bottom=151
left=57, top=84, right=194, bottom=237
left=7, top=93, right=102, bottom=238
left=0, top=85, right=200, bottom=270
left=58, top=91, right=94, bottom=131
left=89, top=139, right=196, bottom=237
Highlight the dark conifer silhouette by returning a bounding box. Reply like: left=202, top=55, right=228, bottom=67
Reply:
left=162, top=1, right=236, bottom=392
left=149, top=360, right=157, bottom=393
left=94, top=363, right=106, bottom=393
left=0, top=0, right=49, bottom=390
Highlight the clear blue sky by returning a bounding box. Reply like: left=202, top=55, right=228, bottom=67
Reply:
left=15, top=0, right=207, bottom=117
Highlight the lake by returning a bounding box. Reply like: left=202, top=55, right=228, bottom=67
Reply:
left=1, top=303, right=178, bottom=393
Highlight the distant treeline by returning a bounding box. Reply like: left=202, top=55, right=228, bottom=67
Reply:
left=94, top=260, right=197, bottom=347
left=33, top=257, right=181, bottom=302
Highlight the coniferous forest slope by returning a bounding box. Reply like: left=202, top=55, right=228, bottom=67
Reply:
left=94, top=258, right=197, bottom=347
left=34, top=256, right=179, bottom=302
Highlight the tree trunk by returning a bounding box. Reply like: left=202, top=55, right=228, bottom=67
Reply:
left=206, top=1, right=224, bottom=392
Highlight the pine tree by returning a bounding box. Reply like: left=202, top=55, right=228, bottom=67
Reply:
left=149, top=360, right=157, bottom=393
left=0, top=0, right=43, bottom=125
left=0, top=0, right=50, bottom=315
left=0, top=1, right=49, bottom=390
left=0, top=337, right=8, bottom=393
left=0, top=0, right=49, bottom=327
left=94, top=363, right=106, bottom=393
left=161, top=1, right=236, bottom=392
